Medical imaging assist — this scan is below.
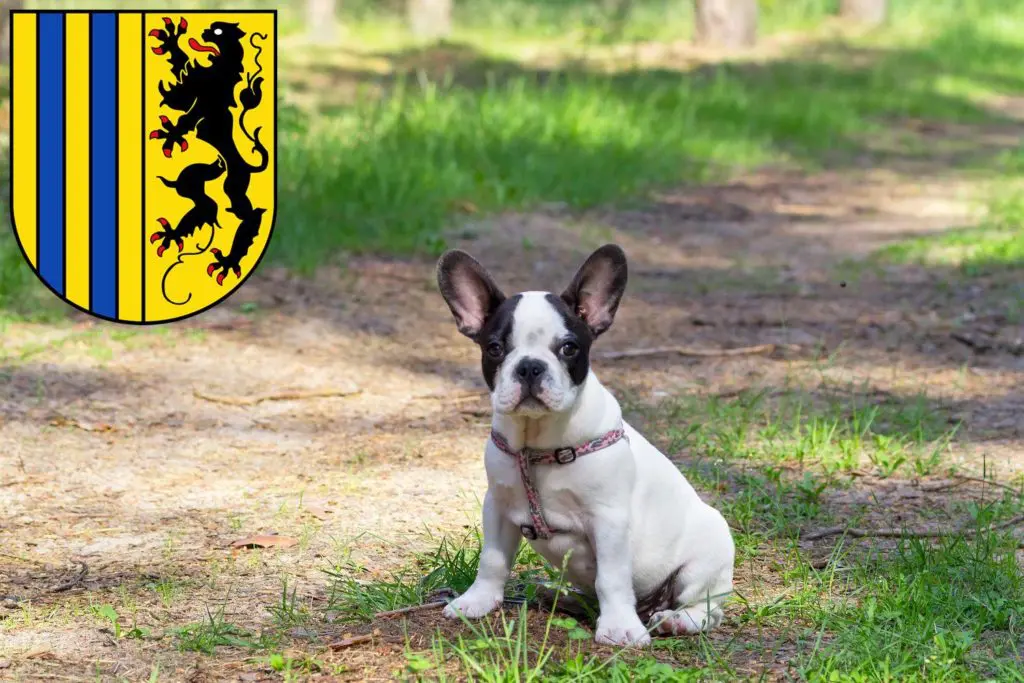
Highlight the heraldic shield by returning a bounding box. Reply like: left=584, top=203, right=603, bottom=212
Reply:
left=9, top=10, right=276, bottom=324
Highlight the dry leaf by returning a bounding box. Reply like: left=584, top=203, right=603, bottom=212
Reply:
left=22, top=647, right=55, bottom=660
left=774, top=202, right=846, bottom=217
left=229, top=535, right=299, bottom=550
left=48, top=417, right=115, bottom=433
left=78, top=422, right=115, bottom=433
left=300, top=501, right=334, bottom=520
left=328, top=630, right=379, bottom=650
left=450, top=199, right=478, bottom=214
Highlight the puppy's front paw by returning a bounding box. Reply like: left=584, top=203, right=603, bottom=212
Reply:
left=442, top=591, right=502, bottom=620
left=594, top=613, right=651, bottom=647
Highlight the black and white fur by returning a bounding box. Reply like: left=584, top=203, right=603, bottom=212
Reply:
left=436, top=245, right=735, bottom=646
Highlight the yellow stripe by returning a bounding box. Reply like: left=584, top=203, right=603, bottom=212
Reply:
left=12, top=13, right=38, bottom=269
left=117, top=12, right=143, bottom=322
left=64, top=13, right=90, bottom=310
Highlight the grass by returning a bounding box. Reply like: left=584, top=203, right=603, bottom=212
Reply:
left=801, top=532, right=1024, bottom=681
left=419, top=605, right=712, bottom=681
left=869, top=176, right=1024, bottom=323
left=3, top=2, right=1024, bottom=679
left=876, top=184, right=1024, bottom=275
left=4, top=1, right=1024, bottom=301
left=323, top=533, right=483, bottom=623
left=267, top=0, right=1024, bottom=268
left=303, top=384, right=1023, bottom=680
left=174, top=604, right=276, bottom=654
left=654, top=385, right=960, bottom=479
left=322, top=513, right=1024, bottom=680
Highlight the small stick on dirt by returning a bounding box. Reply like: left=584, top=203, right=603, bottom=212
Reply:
left=952, top=474, right=1023, bottom=496
left=809, top=557, right=832, bottom=570
left=411, top=391, right=486, bottom=402
left=193, top=388, right=362, bottom=406
left=50, top=560, right=88, bottom=593
left=875, top=474, right=1022, bottom=495
left=327, top=633, right=376, bottom=650
left=803, top=514, right=1024, bottom=542
left=918, top=479, right=967, bottom=492
left=596, top=343, right=795, bottom=361
left=373, top=600, right=448, bottom=619
left=951, top=332, right=992, bottom=352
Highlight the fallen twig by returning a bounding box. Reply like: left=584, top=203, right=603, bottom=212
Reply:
left=373, top=600, right=448, bottom=619
left=803, top=514, right=1024, bottom=542
left=327, top=633, right=376, bottom=650
left=918, top=478, right=967, bottom=492
left=50, top=560, right=88, bottom=593
left=193, top=388, right=361, bottom=406
left=411, top=391, right=486, bottom=402
left=596, top=343, right=796, bottom=361
left=808, top=557, right=833, bottom=570
left=951, top=332, right=992, bottom=353
left=852, top=472, right=1023, bottom=495
left=952, top=474, right=1023, bottom=496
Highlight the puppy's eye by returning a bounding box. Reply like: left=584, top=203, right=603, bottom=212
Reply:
left=560, top=341, right=579, bottom=358
left=486, top=342, right=504, bottom=359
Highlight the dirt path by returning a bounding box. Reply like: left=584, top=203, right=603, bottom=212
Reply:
left=2, top=165, right=1022, bottom=680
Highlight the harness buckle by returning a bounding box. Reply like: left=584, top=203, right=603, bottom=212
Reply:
left=554, top=447, right=577, bottom=464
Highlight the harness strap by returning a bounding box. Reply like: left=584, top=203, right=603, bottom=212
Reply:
left=490, top=425, right=627, bottom=540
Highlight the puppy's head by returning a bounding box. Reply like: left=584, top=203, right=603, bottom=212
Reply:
left=437, top=245, right=627, bottom=416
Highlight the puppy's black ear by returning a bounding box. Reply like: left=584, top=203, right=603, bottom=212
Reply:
left=437, top=250, right=506, bottom=340
left=560, top=244, right=628, bottom=337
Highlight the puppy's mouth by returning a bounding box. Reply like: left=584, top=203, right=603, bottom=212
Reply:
left=515, top=396, right=550, bottom=412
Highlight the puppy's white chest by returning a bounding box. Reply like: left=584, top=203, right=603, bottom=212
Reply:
left=486, top=453, right=598, bottom=587
left=488, top=458, right=580, bottom=533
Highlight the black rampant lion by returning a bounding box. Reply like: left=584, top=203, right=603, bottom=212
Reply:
left=148, top=17, right=269, bottom=293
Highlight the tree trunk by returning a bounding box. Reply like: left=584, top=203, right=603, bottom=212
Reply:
left=693, top=0, right=757, bottom=49
left=839, top=0, right=887, bottom=26
left=306, top=0, right=338, bottom=45
left=0, top=0, right=25, bottom=66
left=407, top=0, right=452, bottom=41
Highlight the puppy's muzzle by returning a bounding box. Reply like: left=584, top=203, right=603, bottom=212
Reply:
left=514, top=357, right=548, bottom=397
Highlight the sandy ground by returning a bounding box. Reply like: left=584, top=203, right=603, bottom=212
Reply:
left=2, top=162, right=1023, bottom=681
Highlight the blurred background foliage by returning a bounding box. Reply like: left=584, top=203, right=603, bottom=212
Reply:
left=1, top=0, right=1022, bottom=306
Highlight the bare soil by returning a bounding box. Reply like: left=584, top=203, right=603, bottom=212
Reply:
left=2, top=164, right=1023, bottom=681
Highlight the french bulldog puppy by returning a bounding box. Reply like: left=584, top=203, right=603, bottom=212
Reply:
left=436, top=244, right=734, bottom=646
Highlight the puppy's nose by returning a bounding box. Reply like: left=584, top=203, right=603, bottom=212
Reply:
left=514, top=358, right=547, bottom=384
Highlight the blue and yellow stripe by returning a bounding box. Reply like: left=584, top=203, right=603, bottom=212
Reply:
left=12, top=11, right=142, bottom=321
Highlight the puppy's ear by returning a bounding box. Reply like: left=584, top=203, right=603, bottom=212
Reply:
left=437, top=250, right=506, bottom=340
left=560, top=244, right=628, bottom=337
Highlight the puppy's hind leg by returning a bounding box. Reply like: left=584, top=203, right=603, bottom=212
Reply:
left=443, top=490, right=521, bottom=620
left=649, top=509, right=735, bottom=636
left=648, top=563, right=732, bottom=635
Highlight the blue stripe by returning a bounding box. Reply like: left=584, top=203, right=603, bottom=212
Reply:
left=37, top=13, right=65, bottom=295
left=90, top=12, right=117, bottom=319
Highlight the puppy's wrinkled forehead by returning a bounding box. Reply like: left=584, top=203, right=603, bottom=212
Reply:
left=510, top=292, right=569, bottom=347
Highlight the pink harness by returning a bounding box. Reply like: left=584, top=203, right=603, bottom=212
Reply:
left=490, top=425, right=628, bottom=540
